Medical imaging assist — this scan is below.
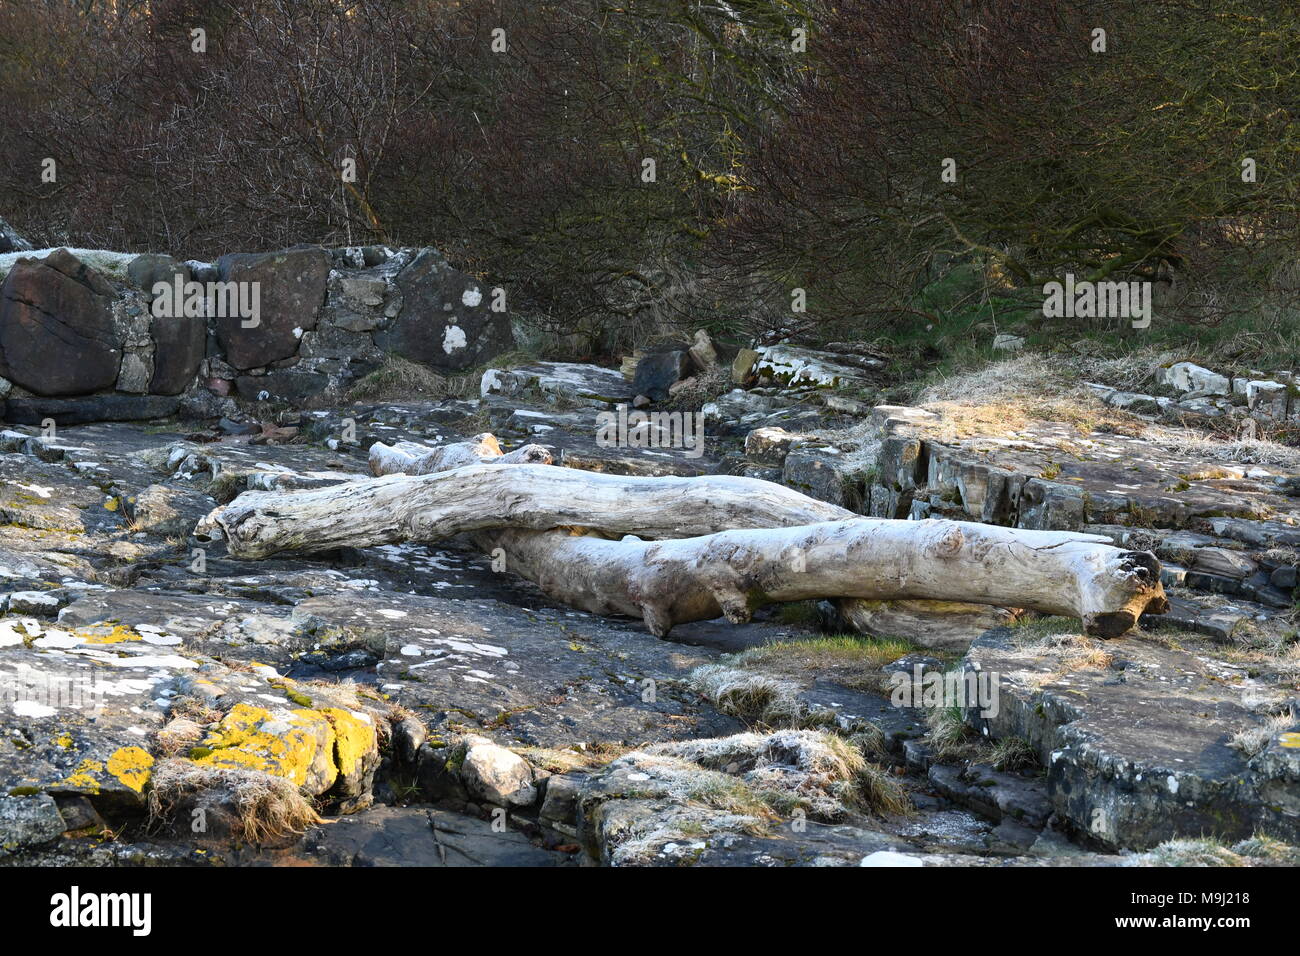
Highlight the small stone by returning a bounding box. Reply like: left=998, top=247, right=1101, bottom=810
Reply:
left=0, top=794, right=66, bottom=857
left=744, top=426, right=804, bottom=466
left=6, top=590, right=65, bottom=616
left=688, top=329, right=717, bottom=369
left=394, top=717, right=428, bottom=765
left=539, top=773, right=582, bottom=825
left=731, top=348, right=760, bottom=385
left=1158, top=362, right=1231, bottom=396
left=1270, top=566, right=1297, bottom=591
left=459, top=736, right=537, bottom=808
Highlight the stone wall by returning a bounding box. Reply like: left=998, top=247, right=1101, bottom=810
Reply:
left=0, top=245, right=514, bottom=424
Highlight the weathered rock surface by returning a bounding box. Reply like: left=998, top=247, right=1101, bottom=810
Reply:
left=214, top=248, right=330, bottom=369
left=0, top=353, right=1295, bottom=868
left=481, top=362, right=632, bottom=406
left=149, top=312, right=206, bottom=395
left=4, top=394, right=181, bottom=425
left=965, top=626, right=1299, bottom=849
left=374, top=249, right=512, bottom=372
left=0, top=249, right=121, bottom=396
left=754, top=345, right=881, bottom=390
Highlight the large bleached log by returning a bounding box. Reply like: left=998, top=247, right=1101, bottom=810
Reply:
left=199, top=435, right=1167, bottom=637
left=197, top=463, right=852, bottom=558
left=477, top=521, right=1167, bottom=638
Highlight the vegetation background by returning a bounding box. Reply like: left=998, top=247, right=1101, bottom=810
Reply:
left=1, top=0, right=1297, bottom=367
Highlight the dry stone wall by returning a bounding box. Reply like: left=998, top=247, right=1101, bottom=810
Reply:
left=0, top=245, right=514, bottom=425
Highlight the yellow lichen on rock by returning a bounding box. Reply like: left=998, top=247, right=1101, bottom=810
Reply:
left=78, top=623, right=142, bottom=645
left=107, top=746, right=155, bottom=793
left=320, top=708, right=377, bottom=780
left=192, top=702, right=338, bottom=794
left=58, top=758, right=105, bottom=794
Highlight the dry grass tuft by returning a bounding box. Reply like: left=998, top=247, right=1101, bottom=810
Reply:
left=729, top=635, right=927, bottom=696
left=688, top=663, right=807, bottom=727
left=347, top=355, right=477, bottom=401
left=646, top=728, right=909, bottom=819
left=165, top=694, right=223, bottom=726
left=147, top=759, right=322, bottom=843
left=1142, top=424, right=1300, bottom=470
left=1233, top=833, right=1300, bottom=864
left=925, top=704, right=979, bottom=762
left=1137, top=838, right=1246, bottom=867
left=988, top=736, right=1039, bottom=772
left=1229, top=712, right=1296, bottom=757
left=154, top=717, right=206, bottom=758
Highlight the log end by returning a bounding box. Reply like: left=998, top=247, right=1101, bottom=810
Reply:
left=1082, top=550, right=1168, bottom=638
left=641, top=604, right=675, bottom=639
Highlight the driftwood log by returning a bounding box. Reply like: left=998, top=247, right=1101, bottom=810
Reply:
left=197, top=436, right=1168, bottom=638
left=197, top=462, right=850, bottom=557
left=476, top=522, right=1166, bottom=639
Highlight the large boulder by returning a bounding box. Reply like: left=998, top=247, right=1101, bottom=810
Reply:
left=213, top=248, right=330, bottom=370
left=149, top=312, right=206, bottom=395
left=0, top=249, right=121, bottom=396
left=374, top=249, right=513, bottom=371
left=128, top=253, right=204, bottom=395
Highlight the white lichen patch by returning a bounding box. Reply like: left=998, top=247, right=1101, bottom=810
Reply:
left=442, top=324, right=467, bottom=354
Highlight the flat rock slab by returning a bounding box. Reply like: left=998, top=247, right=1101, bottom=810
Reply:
left=481, top=362, right=633, bottom=406
left=0, top=618, right=193, bottom=808
left=56, top=588, right=311, bottom=669
left=289, top=806, right=569, bottom=866
left=966, top=626, right=1299, bottom=849
left=4, top=396, right=180, bottom=426
left=922, top=421, right=1296, bottom=530
left=290, top=590, right=750, bottom=749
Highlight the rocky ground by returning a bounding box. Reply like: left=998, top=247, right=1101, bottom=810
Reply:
left=1, top=346, right=1297, bottom=867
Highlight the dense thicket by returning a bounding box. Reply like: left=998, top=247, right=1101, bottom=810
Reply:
left=1, top=0, right=1296, bottom=351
